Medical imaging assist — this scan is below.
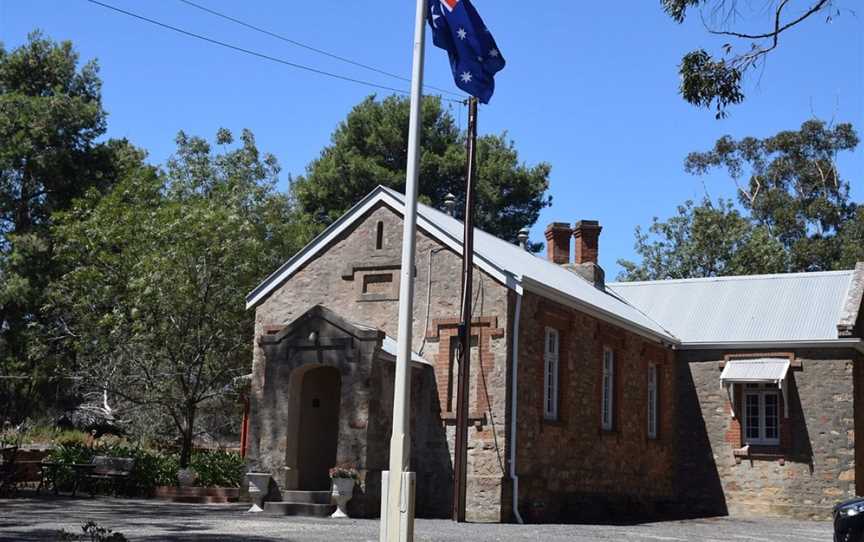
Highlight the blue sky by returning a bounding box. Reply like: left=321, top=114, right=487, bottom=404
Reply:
left=1, top=0, right=861, bottom=276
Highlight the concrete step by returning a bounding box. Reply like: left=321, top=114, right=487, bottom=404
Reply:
left=264, top=501, right=335, bottom=517
left=278, top=490, right=332, bottom=505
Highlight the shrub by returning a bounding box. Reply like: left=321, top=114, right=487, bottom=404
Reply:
left=44, top=440, right=244, bottom=492
left=189, top=450, right=244, bottom=488
left=58, top=521, right=127, bottom=541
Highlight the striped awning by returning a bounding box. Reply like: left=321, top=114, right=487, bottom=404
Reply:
left=720, top=358, right=790, bottom=386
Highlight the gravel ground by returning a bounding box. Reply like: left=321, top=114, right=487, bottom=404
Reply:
left=0, top=496, right=834, bottom=541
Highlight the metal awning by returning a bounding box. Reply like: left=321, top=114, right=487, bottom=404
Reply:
left=720, top=358, right=791, bottom=418
left=720, top=358, right=790, bottom=385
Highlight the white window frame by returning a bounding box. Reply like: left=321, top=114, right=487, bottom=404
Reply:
left=647, top=364, right=658, bottom=440
left=601, top=348, right=615, bottom=431
left=742, top=383, right=781, bottom=446
left=543, top=327, right=559, bottom=420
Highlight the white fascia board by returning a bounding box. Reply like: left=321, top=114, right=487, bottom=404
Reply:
left=678, top=339, right=864, bottom=354
left=521, top=277, right=679, bottom=346
left=246, top=189, right=519, bottom=310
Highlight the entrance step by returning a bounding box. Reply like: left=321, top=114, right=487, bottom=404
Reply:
left=264, top=500, right=335, bottom=517
left=278, top=490, right=332, bottom=505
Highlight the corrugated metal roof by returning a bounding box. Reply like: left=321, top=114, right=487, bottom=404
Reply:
left=609, top=271, right=854, bottom=343
left=720, top=358, right=790, bottom=383
left=247, top=186, right=676, bottom=342
left=379, top=187, right=676, bottom=341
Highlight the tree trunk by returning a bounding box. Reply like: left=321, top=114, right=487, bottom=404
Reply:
left=179, top=406, right=196, bottom=468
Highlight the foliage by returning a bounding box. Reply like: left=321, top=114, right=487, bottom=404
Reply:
left=329, top=464, right=360, bottom=480
left=620, top=119, right=861, bottom=279
left=663, top=0, right=838, bottom=117
left=45, top=440, right=242, bottom=491
left=618, top=199, right=787, bottom=280
left=190, top=449, right=245, bottom=488
left=12, top=424, right=89, bottom=446
left=0, top=31, right=145, bottom=421
left=291, top=95, right=551, bottom=251
left=48, top=128, right=302, bottom=467
left=58, top=521, right=127, bottom=542
left=0, top=420, right=28, bottom=448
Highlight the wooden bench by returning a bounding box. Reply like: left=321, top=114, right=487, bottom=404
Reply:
left=74, top=455, right=135, bottom=497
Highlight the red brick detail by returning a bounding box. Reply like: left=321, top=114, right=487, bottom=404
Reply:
left=428, top=316, right=504, bottom=415
left=262, top=324, right=285, bottom=335
left=573, top=220, right=601, bottom=265
left=545, top=222, right=572, bottom=265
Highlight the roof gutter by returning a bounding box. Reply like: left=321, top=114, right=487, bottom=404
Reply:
left=677, top=338, right=864, bottom=355
left=521, top=277, right=679, bottom=346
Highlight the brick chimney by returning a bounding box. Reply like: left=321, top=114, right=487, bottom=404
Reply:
left=574, top=220, right=602, bottom=264
left=569, top=220, right=605, bottom=289
left=545, top=222, right=572, bottom=265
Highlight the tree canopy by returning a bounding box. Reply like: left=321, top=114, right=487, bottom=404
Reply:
left=619, top=119, right=862, bottom=280
left=663, top=0, right=840, bottom=118
left=49, top=129, right=302, bottom=465
left=291, top=95, right=552, bottom=250
left=0, top=31, right=142, bottom=420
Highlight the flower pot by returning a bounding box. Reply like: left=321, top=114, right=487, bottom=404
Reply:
left=177, top=468, right=197, bottom=487
left=246, top=472, right=272, bottom=513
left=330, top=477, right=355, bottom=518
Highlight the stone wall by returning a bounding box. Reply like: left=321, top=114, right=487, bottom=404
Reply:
left=677, top=348, right=862, bottom=520
left=514, top=292, right=678, bottom=522
left=247, top=202, right=511, bottom=521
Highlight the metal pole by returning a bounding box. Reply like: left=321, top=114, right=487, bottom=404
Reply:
left=384, top=1, right=426, bottom=540
left=452, top=97, right=478, bottom=523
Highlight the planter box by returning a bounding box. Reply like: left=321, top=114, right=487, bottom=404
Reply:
left=153, top=485, right=241, bottom=504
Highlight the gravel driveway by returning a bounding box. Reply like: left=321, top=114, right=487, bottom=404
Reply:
left=0, top=496, right=834, bottom=541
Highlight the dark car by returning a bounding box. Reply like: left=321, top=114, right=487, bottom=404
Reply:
left=835, top=498, right=864, bottom=541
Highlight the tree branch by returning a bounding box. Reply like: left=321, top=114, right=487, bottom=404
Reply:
left=705, top=0, right=830, bottom=40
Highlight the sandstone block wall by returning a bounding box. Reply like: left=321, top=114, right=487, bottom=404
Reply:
left=678, top=348, right=862, bottom=520
left=248, top=202, right=511, bottom=521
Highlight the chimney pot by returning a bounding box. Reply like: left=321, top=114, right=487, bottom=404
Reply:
left=443, top=193, right=457, bottom=217
left=573, top=220, right=602, bottom=265
left=517, top=227, right=530, bottom=251
left=545, top=222, right=572, bottom=265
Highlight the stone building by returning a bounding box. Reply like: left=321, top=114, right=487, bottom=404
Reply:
left=244, top=185, right=864, bottom=522
left=611, top=267, right=864, bottom=519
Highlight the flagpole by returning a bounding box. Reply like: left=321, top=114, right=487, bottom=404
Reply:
left=452, top=96, right=478, bottom=523
left=383, top=0, right=426, bottom=540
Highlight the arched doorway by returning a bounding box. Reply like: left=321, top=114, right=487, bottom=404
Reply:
left=297, top=366, right=341, bottom=490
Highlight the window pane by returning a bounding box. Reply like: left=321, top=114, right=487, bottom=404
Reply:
left=602, top=350, right=613, bottom=430
left=648, top=366, right=657, bottom=438
left=764, top=393, right=779, bottom=440
left=745, top=394, right=760, bottom=440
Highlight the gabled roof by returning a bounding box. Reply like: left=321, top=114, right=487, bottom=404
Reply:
left=246, top=186, right=677, bottom=344
left=608, top=271, right=856, bottom=345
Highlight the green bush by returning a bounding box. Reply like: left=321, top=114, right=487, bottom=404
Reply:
left=190, top=450, right=244, bottom=488
left=45, top=440, right=244, bottom=492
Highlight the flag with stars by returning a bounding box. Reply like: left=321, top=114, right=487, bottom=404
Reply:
left=428, top=0, right=505, bottom=104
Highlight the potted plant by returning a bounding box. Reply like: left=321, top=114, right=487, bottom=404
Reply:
left=328, top=464, right=359, bottom=518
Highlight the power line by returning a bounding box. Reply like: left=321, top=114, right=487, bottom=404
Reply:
left=177, top=0, right=463, bottom=99
left=85, top=0, right=464, bottom=104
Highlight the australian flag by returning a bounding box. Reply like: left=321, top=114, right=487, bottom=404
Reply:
left=428, top=0, right=505, bottom=104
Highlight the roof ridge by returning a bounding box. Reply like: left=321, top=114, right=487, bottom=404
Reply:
left=609, top=269, right=853, bottom=287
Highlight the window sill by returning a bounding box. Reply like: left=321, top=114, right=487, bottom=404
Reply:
left=733, top=445, right=786, bottom=464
